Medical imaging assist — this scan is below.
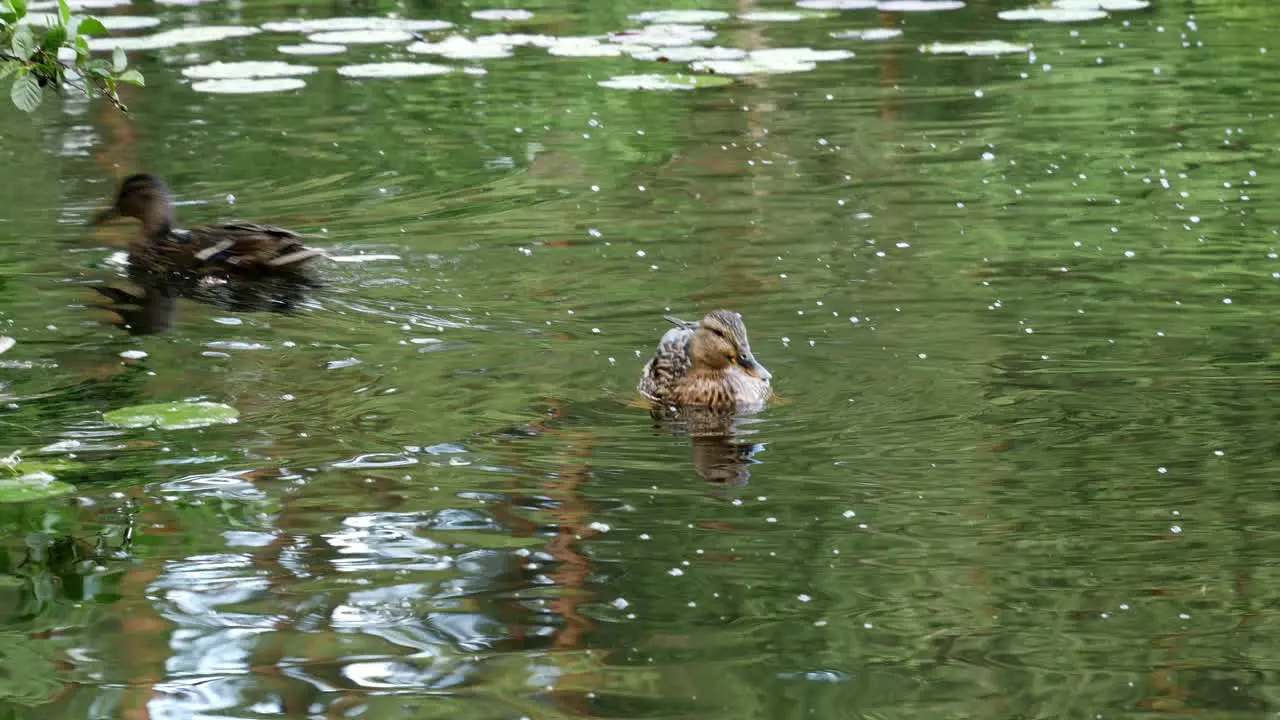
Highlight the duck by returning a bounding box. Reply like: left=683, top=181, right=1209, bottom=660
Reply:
left=637, top=309, right=773, bottom=411
left=90, top=173, right=325, bottom=283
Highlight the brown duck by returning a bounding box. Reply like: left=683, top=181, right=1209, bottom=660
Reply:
left=638, top=309, right=773, bottom=411
left=91, top=173, right=325, bottom=281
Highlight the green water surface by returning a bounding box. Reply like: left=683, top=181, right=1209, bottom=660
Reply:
left=1, top=0, right=1279, bottom=717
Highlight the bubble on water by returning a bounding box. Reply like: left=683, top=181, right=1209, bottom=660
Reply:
left=182, top=61, right=318, bottom=80
left=337, top=62, right=454, bottom=78
left=308, top=29, right=415, bottom=44
left=472, top=9, right=534, bottom=21
left=408, top=35, right=514, bottom=59
left=191, top=78, right=307, bottom=94
left=119, top=350, right=148, bottom=359
left=278, top=42, right=347, bottom=55
left=798, top=594, right=812, bottom=602
left=668, top=567, right=684, bottom=576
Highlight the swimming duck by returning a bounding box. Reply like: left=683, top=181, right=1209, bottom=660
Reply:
left=637, top=309, right=773, bottom=411
left=91, top=173, right=325, bottom=282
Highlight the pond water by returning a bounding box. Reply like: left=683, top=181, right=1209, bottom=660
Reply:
left=2, top=0, right=1279, bottom=717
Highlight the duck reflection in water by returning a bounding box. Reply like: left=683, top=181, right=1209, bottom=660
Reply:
left=637, top=310, right=773, bottom=486
left=91, top=273, right=314, bottom=336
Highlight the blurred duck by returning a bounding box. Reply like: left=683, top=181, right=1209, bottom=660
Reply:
left=638, top=309, right=773, bottom=411
left=91, top=173, right=325, bottom=281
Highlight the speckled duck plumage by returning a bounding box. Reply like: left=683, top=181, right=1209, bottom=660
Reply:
left=638, top=309, right=773, bottom=411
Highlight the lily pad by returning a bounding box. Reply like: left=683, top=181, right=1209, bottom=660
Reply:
left=608, top=24, right=715, bottom=46
left=407, top=36, right=514, bottom=59
left=278, top=43, right=348, bottom=55
left=546, top=38, right=629, bottom=57
left=471, top=9, right=534, bottom=21
left=0, top=472, right=75, bottom=503
left=998, top=6, right=1108, bottom=21
left=692, top=58, right=816, bottom=75
left=924, top=40, right=1032, bottom=55
left=629, top=45, right=747, bottom=62
left=628, top=10, right=729, bottom=23
left=877, top=0, right=965, bottom=10
left=89, top=25, right=262, bottom=51
left=796, top=0, right=877, bottom=8
left=830, top=28, right=903, bottom=40
left=25, top=13, right=162, bottom=30
left=191, top=78, right=308, bottom=94
left=103, top=401, right=240, bottom=430
left=182, top=61, right=318, bottom=80
left=337, top=62, right=455, bottom=78
left=307, top=29, right=415, bottom=44
left=598, top=73, right=735, bottom=90
left=261, top=17, right=453, bottom=33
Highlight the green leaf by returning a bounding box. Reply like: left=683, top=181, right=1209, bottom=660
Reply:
left=102, top=401, right=240, bottom=430
left=111, top=45, right=125, bottom=72
left=10, top=23, right=34, bottom=59
left=87, top=57, right=110, bottom=77
left=8, top=0, right=26, bottom=21
left=0, top=12, right=17, bottom=25
left=41, top=23, right=65, bottom=52
left=117, top=68, right=143, bottom=86
left=56, top=0, right=69, bottom=26
left=10, top=71, right=41, bottom=112
left=0, top=61, right=17, bottom=80
left=76, top=16, right=108, bottom=37
left=74, top=34, right=89, bottom=57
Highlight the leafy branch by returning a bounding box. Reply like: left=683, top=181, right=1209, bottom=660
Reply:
left=1, top=0, right=144, bottom=113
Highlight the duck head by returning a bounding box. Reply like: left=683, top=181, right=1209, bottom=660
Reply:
left=689, top=309, right=771, bottom=382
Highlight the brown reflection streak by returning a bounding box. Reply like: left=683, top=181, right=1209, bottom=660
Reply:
left=878, top=13, right=900, bottom=122
left=491, top=401, right=603, bottom=717
left=116, top=491, right=173, bottom=720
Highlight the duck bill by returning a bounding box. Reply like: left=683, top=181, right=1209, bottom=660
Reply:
left=741, top=356, right=772, bottom=382
left=89, top=207, right=118, bottom=226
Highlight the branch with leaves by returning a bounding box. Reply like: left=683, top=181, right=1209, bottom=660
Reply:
left=1, top=0, right=143, bottom=113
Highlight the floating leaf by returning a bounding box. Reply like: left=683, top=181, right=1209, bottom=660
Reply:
left=103, top=401, right=240, bottom=429
left=924, top=40, right=1032, bottom=55
left=11, top=72, right=41, bottom=112
left=190, top=77, right=306, bottom=93
left=181, top=60, right=317, bottom=79
left=277, top=42, right=346, bottom=55
left=0, top=472, right=75, bottom=503
left=471, top=9, right=533, bottom=21
left=336, top=61, right=453, bottom=78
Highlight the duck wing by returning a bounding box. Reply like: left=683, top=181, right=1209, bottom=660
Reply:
left=638, top=322, right=695, bottom=401
left=185, top=223, right=325, bottom=271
